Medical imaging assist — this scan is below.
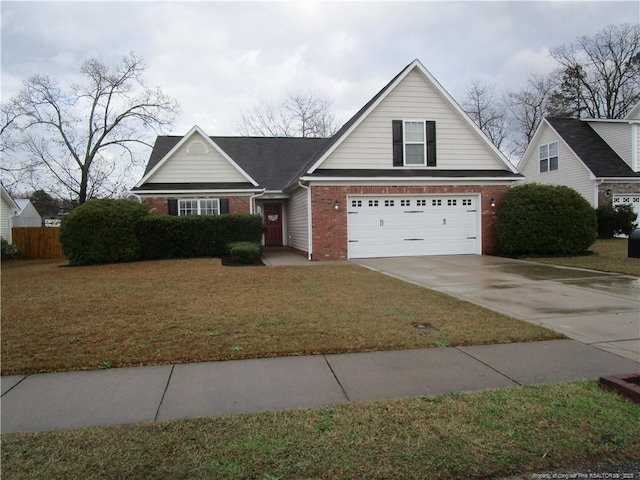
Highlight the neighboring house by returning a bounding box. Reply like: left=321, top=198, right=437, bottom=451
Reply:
left=133, top=59, right=521, bottom=260
left=1, top=185, right=19, bottom=243
left=518, top=104, right=640, bottom=219
left=13, top=199, right=43, bottom=227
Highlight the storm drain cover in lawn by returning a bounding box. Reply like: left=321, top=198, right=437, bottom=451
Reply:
left=413, top=323, right=439, bottom=332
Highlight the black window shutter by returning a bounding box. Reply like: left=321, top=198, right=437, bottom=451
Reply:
left=392, top=120, right=404, bottom=167
left=167, top=199, right=178, bottom=216
left=426, top=121, right=436, bottom=167
left=220, top=198, right=229, bottom=214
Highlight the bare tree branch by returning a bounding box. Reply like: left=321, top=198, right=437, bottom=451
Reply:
left=462, top=78, right=508, bottom=150
left=0, top=52, right=179, bottom=203
left=550, top=23, right=640, bottom=119
left=238, top=91, right=339, bottom=138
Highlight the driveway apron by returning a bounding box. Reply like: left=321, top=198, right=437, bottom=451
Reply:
left=353, top=255, right=640, bottom=362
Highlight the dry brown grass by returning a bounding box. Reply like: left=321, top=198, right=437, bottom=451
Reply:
left=531, top=238, right=640, bottom=276
left=1, top=259, right=560, bottom=375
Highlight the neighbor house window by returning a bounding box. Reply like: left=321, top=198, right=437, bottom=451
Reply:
left=539, top=142, right=559, bottom=173
left=178, top=199, right=220, bottom=216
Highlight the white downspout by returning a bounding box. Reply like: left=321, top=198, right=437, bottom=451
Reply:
left=249, top=189, right=266, bottom=214
left=594, top=179, right=603, bottom=208
left=298, top=180, right=312, bottom=261
left=631, top=122, right=638, bottom=172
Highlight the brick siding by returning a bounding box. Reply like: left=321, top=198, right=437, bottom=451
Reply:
left=597, top=183, right=640, bottom=209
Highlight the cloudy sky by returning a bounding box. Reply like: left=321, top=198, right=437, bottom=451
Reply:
left=1, top=1, right=638, bottom=151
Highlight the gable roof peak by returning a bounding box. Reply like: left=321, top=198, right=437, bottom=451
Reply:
left=545, top=117, right=639, bottom=178
left=300, top=58, right=517, bottom=178
left=134, top=124, right=259, bottom=188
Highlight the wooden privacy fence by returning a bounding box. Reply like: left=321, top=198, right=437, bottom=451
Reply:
left=11, top=227, right=66, bottom=260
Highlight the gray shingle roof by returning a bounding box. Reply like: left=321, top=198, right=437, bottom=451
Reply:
left=547, top=118, right=640, bottom=178
left=138, top=136, right=330, bottom=191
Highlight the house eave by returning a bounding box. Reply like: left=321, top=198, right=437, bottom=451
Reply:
left=593, top=177, right=640, bottom=183
left=300, top=175, right=521, bottom=183
left=134, top=188, right=264, bottom=196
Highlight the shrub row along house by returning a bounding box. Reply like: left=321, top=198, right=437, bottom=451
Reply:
left=133, top=60, right=522, bottom=260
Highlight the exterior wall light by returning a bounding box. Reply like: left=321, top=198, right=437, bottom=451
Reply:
left=490, top=197, right=496, bottom=208
left=333, top=199, right=340, bottom=211
left=606, top=189, right=612, bottom=197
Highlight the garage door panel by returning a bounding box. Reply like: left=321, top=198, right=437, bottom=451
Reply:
left=347, top=195, right=479, bottom=259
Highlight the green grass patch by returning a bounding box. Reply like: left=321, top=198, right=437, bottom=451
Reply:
left=530, top=238, right=640, bottom=276
left=1, top=259, right=561, bottom=375
left=2, top=381, right=638, bottom=479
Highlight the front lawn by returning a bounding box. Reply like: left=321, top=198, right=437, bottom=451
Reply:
left=2, top=381, right=638, bottom=479
left=1, top=259, right=560, bottom=375
left=530, top=238, right=640, bottom=276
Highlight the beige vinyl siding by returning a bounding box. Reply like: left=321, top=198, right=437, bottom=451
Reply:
left=148, top=132, right=248, bottom=183
left=588, top=122, right=633, bottom=168
left=287, top=187, right=309, bottom=253
left=320, top=69, right=503, bottom=170
left=520, top=125, right=595, bottom=205
left=1, top=197, right=14, bottom=242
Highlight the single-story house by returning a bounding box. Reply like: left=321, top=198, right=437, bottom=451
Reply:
left=518, top=103, right=640, bottom=219
left=13, top=199, right=43, bottom=227
left=133, top=59, right=522, bottom=260
left=1, top=185, right=19, bottom=243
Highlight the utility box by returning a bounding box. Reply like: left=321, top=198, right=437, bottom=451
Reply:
left=629, top=229, right=640, bottom=258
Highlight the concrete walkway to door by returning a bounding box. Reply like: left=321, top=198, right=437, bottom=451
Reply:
left=353, top=255, right=640, bottom=362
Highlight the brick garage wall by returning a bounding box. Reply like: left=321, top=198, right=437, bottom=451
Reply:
left=310, top=185, right=510, bottom=260
left=141, top=196, right=252, bottom=215
left=597, top=183, right=640, bottom=209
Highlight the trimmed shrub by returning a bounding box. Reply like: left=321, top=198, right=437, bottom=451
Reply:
left=1, top=237, right=24, bottom=260
left=596, top=204, right=638, bottom=238
left=496, top=184, right=597, bottom=255
left=227, top=241, right=263, bottom=264
left=59, top=199, right=148, bottom=265
left=137, top=214, right=264, bottom=260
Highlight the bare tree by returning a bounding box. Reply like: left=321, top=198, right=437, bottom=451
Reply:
left=238, top=91, right=339, bottom=138
left=504, top=74, right=558, bottom=158
left=462, top=78, right=508, bottom=150
left=550, top=23, right=640, bottom=119
left=1, top=53, right=179, bottom=203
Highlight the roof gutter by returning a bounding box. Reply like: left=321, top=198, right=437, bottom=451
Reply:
left=133, top=188, right=265, bottom=195
left=298, top=180, right=313, bottom=261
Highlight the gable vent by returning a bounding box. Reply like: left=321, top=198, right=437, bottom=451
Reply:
left=186, top=140, right=209, bottom=155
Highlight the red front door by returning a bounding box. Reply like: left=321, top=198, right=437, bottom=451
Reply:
left=264, top=203, right=283, bottom=246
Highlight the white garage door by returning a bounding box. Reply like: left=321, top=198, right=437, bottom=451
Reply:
left=347, top=195, right=480, bottom=259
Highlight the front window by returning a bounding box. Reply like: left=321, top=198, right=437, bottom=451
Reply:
left=539, top=142, right=559, bottom=173
left=178, top=199, right=220, bottom=216
left=404, top=121, right=426, bottom=166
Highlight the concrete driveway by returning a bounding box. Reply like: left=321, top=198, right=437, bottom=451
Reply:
left=354, top=255, right=640, bottom=362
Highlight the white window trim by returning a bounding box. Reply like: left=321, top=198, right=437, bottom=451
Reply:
left=539, top=141, right=559, bottom=173
left=403, top=120, right=427, bottom=167
left=178, top=198, right=220, bottom=216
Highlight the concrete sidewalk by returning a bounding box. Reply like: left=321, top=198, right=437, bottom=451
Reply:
left=2, top=339, right=638, bottom=434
